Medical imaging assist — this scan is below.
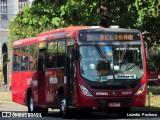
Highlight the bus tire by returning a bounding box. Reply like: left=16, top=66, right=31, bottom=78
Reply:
left=28, top=93, right=36, bottom=113
left=60, top=97, right=71, bottom=118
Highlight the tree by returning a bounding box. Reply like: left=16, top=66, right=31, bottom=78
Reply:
left=9, top=0, right=160, bottom=49
left=130, top=0, right=160, bottom=48
left=0, top=53, right=10, bottom=82
left=9, top=5, right=53, bottom=43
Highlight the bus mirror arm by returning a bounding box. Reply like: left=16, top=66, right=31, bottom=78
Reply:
left=144, top=41, right=149, bottom=60
left=72, top=48, right=78, bottom=60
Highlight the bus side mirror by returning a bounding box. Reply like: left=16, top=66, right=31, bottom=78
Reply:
left=144, top=41, right=149, bottom=60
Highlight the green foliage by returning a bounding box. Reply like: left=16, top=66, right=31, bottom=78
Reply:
left=8, top=0, right=160, bottom=51
left=148, top=91, right=153, bottom=97
left=130, top=0, right=160, bottom=69
left=61, top=0, right=100, bottom=26
left=9, top=0, right=102, bottom=42
left=148, top=53, right=160, bottom=71
left=132, top=0, right=160, bottom=47
left=0, top=54, right=10, bottom=82
left=8, top=5, right=53, bottom=42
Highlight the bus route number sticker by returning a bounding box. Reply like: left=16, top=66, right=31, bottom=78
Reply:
left=49, top=76, right=57, bottom=84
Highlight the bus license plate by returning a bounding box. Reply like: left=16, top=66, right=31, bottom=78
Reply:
left=109, top=103, right=121, bottom=107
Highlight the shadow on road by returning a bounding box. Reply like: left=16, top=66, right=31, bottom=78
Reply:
left=47, top=110, right=120, bottom=119
left=46, top=107, right=160, bottom=119
left=0, top=107, right=160, bottom=119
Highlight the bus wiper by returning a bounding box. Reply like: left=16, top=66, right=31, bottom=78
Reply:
left=119, top=44, right=128, bottom=64
left=95, top=46, right=106, bottom=61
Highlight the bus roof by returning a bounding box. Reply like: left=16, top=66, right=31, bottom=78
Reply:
left=13, top=26, right=141, bottom=47
left=38, top=26, right=101, bottom=36
left=13, top=26, right=102, bottom=47
left=79, top=27, right=140, bottom=33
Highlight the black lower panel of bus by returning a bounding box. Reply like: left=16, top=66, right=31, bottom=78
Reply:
left=89, top=82, right=138, bottom=90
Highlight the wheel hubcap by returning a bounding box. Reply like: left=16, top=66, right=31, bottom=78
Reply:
left=30, top=97, right=34, bottom=112
left=61, top=98, right=66, bottom=114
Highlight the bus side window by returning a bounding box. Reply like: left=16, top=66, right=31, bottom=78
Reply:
left=47, top=42, right=57, bottom=68
left=29, top=45, right=38, bottom=70
left=21, top=46, right=29, bottom=71
left=21, top=56, right=29, bottom=71
left=13, top=48, right=21, bottom=72
left=57, top=41, right=66, bottom=68
left=13, top=55, right=21, bottom=71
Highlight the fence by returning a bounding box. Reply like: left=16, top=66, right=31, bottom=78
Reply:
left=146, top=85, right=160, bottom=107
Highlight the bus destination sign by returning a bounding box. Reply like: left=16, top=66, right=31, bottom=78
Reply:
left=79, top=33, right=140, bottom=41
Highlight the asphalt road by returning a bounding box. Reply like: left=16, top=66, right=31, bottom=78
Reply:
left=0, top=102, right=160, bottom=120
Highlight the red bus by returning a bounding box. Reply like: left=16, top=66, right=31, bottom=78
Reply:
left=12, top=26, right=147, bottom=117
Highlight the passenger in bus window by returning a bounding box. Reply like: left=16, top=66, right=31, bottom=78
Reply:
left=29, top=56, right=37, bottom=70
left=13, top=55, right=20, bottom=71
left=21, top=56, right=29, bottom=70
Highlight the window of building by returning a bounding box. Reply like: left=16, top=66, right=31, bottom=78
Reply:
left=0, top=0, right=7, bottom=20
left=19, top=0, right=28, bottom=11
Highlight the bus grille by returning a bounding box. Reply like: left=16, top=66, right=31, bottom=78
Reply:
left=90, top=84, right=137, bottom=90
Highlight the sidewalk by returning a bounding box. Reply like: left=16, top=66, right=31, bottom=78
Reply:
left=0, top=101, right=27, bottom=111
left=0, top=91, right=12, bottom=104
left=0, top=101, right=13, bottom=105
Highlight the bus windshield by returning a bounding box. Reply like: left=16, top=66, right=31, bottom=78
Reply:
left=79, top=45, right=144, bottom=83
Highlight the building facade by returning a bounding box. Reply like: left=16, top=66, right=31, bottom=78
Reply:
left=0, top=0, right=33, bottom=88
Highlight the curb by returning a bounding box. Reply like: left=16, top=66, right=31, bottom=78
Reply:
left=0, top=101, right=13, bottom=104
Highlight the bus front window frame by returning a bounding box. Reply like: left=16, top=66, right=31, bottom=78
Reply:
left=79, top=44, right=144, bottom=84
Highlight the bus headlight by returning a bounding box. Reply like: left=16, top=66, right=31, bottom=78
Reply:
left=79, top=84, right=92, bottom=97
left=135, top=84, right=146, bottom=96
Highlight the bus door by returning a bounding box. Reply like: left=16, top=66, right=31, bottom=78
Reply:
left=45, top=41, right=58, bottom=107
left=67, top=46, right=76, bottom=106
left=37, top=48, right=47, bottom=105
